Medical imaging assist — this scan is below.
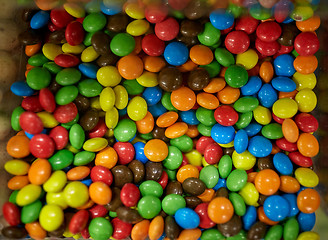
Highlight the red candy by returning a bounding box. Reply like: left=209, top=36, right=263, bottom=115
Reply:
left=274, top=44, right=294, bottom=58
left=21, top=96, right=43, bottom=112
left=288, top=151, right=313, bottom=167
left=145, top=4, right=168, bottom=24
left=168, top=0, right=191, bottom=10
left=224, top=30, right=250, bottom=54
left=54, top=54, right=80, bottom=68
left=2, top=202, right=21, bottom=226
left=53, top=102, right=78, bottom=123
left=29, top=134, right=55, bottom=158
left=89, top=205, right=108, bottom=219
left=19, top=111, right=43, bottom=135
left=69, top=210, right=89, bottom=234
left=113, top=142, right=135, bottom=165
left=255, top=38, right=280, bottom=56
left=295, top=113, right=319, bottom=133
left=111, top=218, right=132, bottom=240
left=235, top=16, right=259, bottom=34
left=204, top=143, right=223, bottom=165
left=256, top=21, right=282, bottom=42
left=90, top=166, right=113, bottom=186
left=157, top=171, right=169, bottom=189
left=272, top=113, right=284, bottom=124
left=49, top=126, right=69, bottom=150
left=155, top=17, right=180, bottom=41
left=214, top=105, right=239, bottom=126
left=120, top=183, right=140, bottom=207
left=65, top=21, right=85, bottom=46
left=294, top=32, right=320, bottom=56
left=196, top=136, right=216, bottom=154
left=142, top=34, right=165, bottom=57
left=50, top=8, right=74, bottom=28
left=276, top=137, right=298, bottom=152
left=88, top=119, right=108, bottom=139
left=194, top=203, right=216, bottom=229
left=39, top=88, right=56, bottom=113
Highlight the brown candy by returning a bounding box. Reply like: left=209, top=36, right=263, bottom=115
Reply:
left=107, top=13, right=129, bottom=33
left=182, top=177, right=206, bottom=196
left=277, top=24, right=299, bottom=46
left=159, top=210, right=168, bottom=218
left=111, top=165, right=133, bottom=188
left=74, top=95, right=90, bottom=112
left=185, top=196, right=202, bottom=209
left=49, top=79, right=62, bottom=94
left=158, top=67, right=183, bottom=92
left=217, top=215, right=243, bottom=237
left=247, top=221, right=267, bottom=240
left=48, top=30, right=66, bottom=44
left=96, top=53, right=119, bottom=67
left=91, top=32, right=111, bottom=55
left=188, top=68, right=210, bottom=91
left=145, top=161, right=163, bottom=181
left=215, top=187, right=229, bottom=198
left=258, top=194, right=268, bottom=206
left=180, top=20, right=203, bottom=37
left=48, top=222, right=65, bottom=237
left=257, top=156, right=274, bottom=170
left=165, top=216, right=181, bottom=240
left=166, top=181, right=183, bottom=195
left=2, top=226, right=28, bottom=239
left=80, top=109, right=99, bottom=131
left=105, top=187, right=122, bottom=211
left=184, top=0, right=209, bottom=20
left=116, top=206, right=143, bottom=224
left=176, top=34, right=200, bottom=48
left=152, top=126, right=170, bottom=142
left=22, top=9, right=37, bottom=22
left=128, top=160, right=145, bottom=184
left=18, top=29, right=42, bottom=45
left=224, top=147, right=234, bottom=156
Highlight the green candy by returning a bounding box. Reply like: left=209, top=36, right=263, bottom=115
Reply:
left=139, top=180, right=163, bottom=198
left=199, top=165, right=219, bottom=188
left=166, top=169, right=177, bottom=181
left=265, top=225, right=283, bottom=240
left=109, top=211, right=117, bottom=218
left=292, top=49, right=299, bottom=58
left=261, top=123, right=283, bottom=140
left=110, top=33, right=136, bottom=57
left=28, top=53, right=49, bottom=67
left=170, top=135, right=193, bottom=152
left=83, top=12, right=107, bottom=32
left=249, top=4, right=272, bottom=20
left=61, top=113, right=80, bottom=130
left=137, top=196, right=161, bottom=219
left=227, top=3, right=244, bottom=18
left=48, top=149, right=74, bottom=170
left=291, top=6, right=314, bottom=21
left=226, top=169, right=248, bottom=192
left=122, top=79, right=144, bottom=95
left=74, top=151, right=95, bottom=166
left=198, top=22, right=221, bottom=47
left=55, top=86, right=79, bottom=105
left=26, top=67, right=51, bottom=90
left=113, top=119, right=137, bottom=142
left=234, top=97, right=259, bottom=113
left=225, top=65, right=248, bottom=88
left=283, top=217, right=299, bottom=240
left=88, top=217, right=113, bottom=240
left=229, top=193, right=246, bottom=216
left=171, top=10, right=185, bottom=19
left=196, top=107, right=216, bottom=126
left=78, top=79, right=103, bottom=98
left=227, top=230, right=247, bottom=239
left=163, top=146, right=183, bottom=170
left=21, top=200, right=42, bottom=224
left=69, top=124, right=85, bottom=149
left=9, top=190, right=19, bottom=204
left=235, top=111, right=253, bottom=129
left=197, top=123, right=212, bottom=137
left=43, top=62, right=62, bottom=74
left=85, top=0, right=101, bottom=13
left=56, top=68, right=81, bottom=86
left=200, top=60, right=221, bottom=78
left=215, top=48, right=235, bottom=67
left=201, top=229, right=225, bottom=240
left=162, top=194, right=186, bottom=215
left=84, top=32, right=96, bottom=46
left=218, top=155, right=233, bottom=179
left=11, top=106, right=24, bottom=131
left=161, top=92, right=177, bottom=111
left=139, top=132, right=153, bottom=141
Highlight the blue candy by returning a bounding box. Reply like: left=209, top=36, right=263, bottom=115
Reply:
left=273, top=152, right=293, bottom=175
left=244, top=123, right=262, bottom=137
left=81, top=179, right=93, bottom=187
left=271, top=77, right=297, bottom=92
left=209, top=9, right=234, bottom=30
left=274, top=54, right=296, bottom=77
left=258, top=84, right=278, bottom=108
left=100, top=1, right=122, bottom=15
left=241, top=76, right=262, bottom=96
left=118, top=107, right=127, bottom=116
left=180, top=110, right=200, bottom=125
left=243, top=206, right=257, bottom=230
left=142, top=86, right=162, bottom=106
left=211, top=124, right=235, bottom=144
left=234, top=129, right=249, bottom=154
left=263, top=195, right=290, bottom=222
left=175, top=208, right=200, bottom=229
left=134, top=142, right=148, bottom=164
left=148, top=102, right=167, bottom=118
left=164, top=42, right=189, bottom=66
left=298, top=212, right=316, bottom=232
left=25, top=129, right=47, bottom=140
left=282, top=194, right=299, bottom=217
left=248, top=136, right=272, bottom=157
left=11, top=81, right=35, bottom=97
left=79, top=63, right=98, bottom=79
left=30, top=11, right=50, bottom=29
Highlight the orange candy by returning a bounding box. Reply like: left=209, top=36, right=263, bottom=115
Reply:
left=254, top=169, right=280, bottom=196
left=297, top=188, right=320, bottom=213
left=171, top=87, right=196, bottom=111
left=25, top=222, right=47, bottom=240
left=203, top=78, right=226, bottom=93
left=294, top=55, right=318, bottom=75
left=189, top=45, right=214, bottom=65
left=197, top=92, right=220, bottom=109
left=28, top=159, right=52, bottom=185
left=207, top=197, right=234, bottom=224
left=197, top=188, right=215, bottom=202
left=165, top=122, right=188, bottom=139
left=35, top=0, right=59, bottom=10
left=76, top=199, right=95, bottom=210
left=7, top=135, right=30, bottom=158
left=247, top=172, right=258, bottom=183
left=8, top=176, right=30, bottom=190
left=143, top=56, right=166, bottom=72
left=177, top=164, right=199, bottom=183
left=148, top=216, right=164, bottom=240
left=217, top=86, right=240, bottom=104
left=282, top=119, right=299, bottom=143
left=89, top=182, right=112, bottom=205
left=131, top=220, right=150, bottom=240
left=144, top=139, right=168, bottom=162
left=186, top=125, right=199, bottom=138
left=156, top=111, right=179, bottom=128
left=279, top=90, right=297, bottom=99
left=178, top=228, right=202, bottom=240
left=133, top=36, right=143, bottom=55
left=279, top=176, right=300, bottom=193
left=270, top=143, right=281, bottom=155
left=258, top=206, right=278, bottom=225
left=296, top=15, right=321, bottom=32
left=178, top=59, right=198, bottom=72
left=25, top=43, right=42, bottom=57
left=259, top=61, right=274, bottom=83
left=95, top=146, right=118, bottom=169
left=297, top=133, right=319, bottom=157
left=67, top=166, right=91, bottom=181
left=117, top=55, right=144, bottom=80
left=136, top=111, right=155, bottom=134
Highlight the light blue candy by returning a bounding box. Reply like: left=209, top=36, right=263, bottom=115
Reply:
left=134, top=142, right=148, bottom=164
left=273, top=152, right=293, bottom=175
left=263, top=195, right=290, bottom=222
left=100, top=1, right=122, bottom=15
left=282, top=194, right=299, bottom=217
left=234, top=129, right=248, bottom=154
left=271, top=77, right=297, bottom=92
left=274, top=54, right=296, bottom=77
left=79, top=63, right=98, bottom=79
left=213, top=178, right=226, bottom=191
left=243, top=206, right=257, bottom=230
left=180, top=110, right=200, bottom=125
left=164, top=42, right=189, bottom=66
left=81, top=178, right=93, bottom=187
left=298, top=212, right=316, bottom=232
left=244, top=123, right=262, bottom=137
left=248, top=136, right=272, bottom=157
left=142, top=86, right=162, bottom=106
left=258, top=84, right=278, bottom=108
left=11, top=81, right=35, bottom=97
left=209, top=9, right=234, bottom=30
left=30, top=11, right=50, bottom=29
left=148, top=102, right=167, bottom=118
left=25, top=129, right=47, bottom=139
left=211, top=124, right=235, bottom=144
left=175, top=208, right=200, bottom=229
left=241, top=76, right=262, bottom=96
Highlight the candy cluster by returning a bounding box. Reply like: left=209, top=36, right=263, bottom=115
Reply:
left=2, top=0, right=322, bottom=239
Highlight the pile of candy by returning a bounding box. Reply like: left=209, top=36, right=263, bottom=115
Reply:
left=2, top=0, right=322, bottom=239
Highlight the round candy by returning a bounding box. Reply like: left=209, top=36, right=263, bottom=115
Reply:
left=263, top=195, right=289, bottom=222
left=175, top=208, right=200, bottom=229
left=274, top=54, right=296, bottom=77
left=225, top=65, right=248, bottom=88
left=210, top=9, right=234, bottom=30
left=110, top=33, right=135, bottom=57
left=225, top=30, right=250, bottom=54
left=208, top=197, right=234, bottom=224
left=39, top=205, right=64, bottom=232
left=211, top=124, right=235, bottom=144
left=142, top=34, right=165, bottom=57
left=144, top=139, right=168, bottom=162
left=162, top=194, right=186, bottom=216
left=294, top=32, right=319, bottom=56
left=164, top=42, right=189, bottom=66
left=248, top=136, right=272, bottom=158
left=256, top=21, right=282, bottom=42
left=297, top=189, right=320, bottom=214
left=155, top=17, right=179, bottom=41
left=137, top=196, right=161, bottom=219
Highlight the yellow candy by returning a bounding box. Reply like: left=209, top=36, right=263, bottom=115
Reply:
left=127, top=20, right=150, bottom=36
left=90, top=97, right=102, bottom=110
left=83, top=138, right=108, bottom=152
left=62, top=43, right=85, bottom=54
left=43, top=171, right=67, bottom=193
left=42, top=43, right=63, bottom=61
left=292, top=72, right=316, bottom=90
left=127, top=96, right=148, bottom=121
left=202, top=157, right=218, bottom=167
left=46, top=192, right=68, bottom=209
left=185, top=149, right=202, bottom=166
left=97, top=66, right=122, bottom=87
left=232, top=150, right=256, bottom=170
left=239, top=182, right=259, bottom=207
left=63, top=2, right=85, bottom=18
left=136, top=71, right=158, bottom=87
left=272, top=98, right=298, bottom=119
left=236, top=49, right=258, bottom=70
left=81, top=46, right=100, bottom=63
left=253, top=106, right=272, bottom=125
left=113, top=85, right=128, bottom=110
left=106, top=128, right=115, bottom=138
left=100, top=87, right=116, bottom=111
left=297, top=232, right=320, bottom=240
left=66, top=144, right=80, bottom=154
left=131, top=137, right=146, bottom=145
left=219, top=141, right=234, bottom=148
left=39, top=205, right=64, bottom=232
left=63, top=181, right=89, bottom=208
left=105, top=107, right=119, bottom=129
left=294, top=167, right=319, bottom=188
left=295, top=89, right=317, bottom=112
left=16, top=184, right=42, bottom=206
left=4, top=160, right=30, bottom=175
left=37, top=111, right=59, bottom=128
left=125, top=2, right=145, bottom=19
